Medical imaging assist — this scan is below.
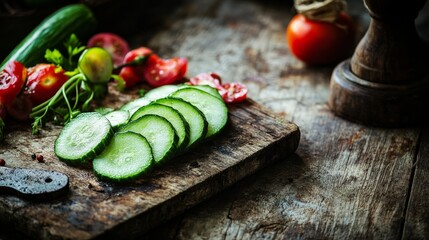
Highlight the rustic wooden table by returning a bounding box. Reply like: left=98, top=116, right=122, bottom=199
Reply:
left=1, top=0, right=429, bottom=239
left=136, top=0, right=429, bottom=239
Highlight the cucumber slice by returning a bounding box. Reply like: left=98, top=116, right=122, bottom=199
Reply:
left=104, top=110, right=130, bottom=130
left=120, top=97, right=151, bottom=115
left=54, top=112, right=113, bottom=163
left=172, top=88, right=228, bottom=139
left=119, top=115, right=177, bottom=164
left=130, top=103, right=190, bottom=150
left=188, top=85, right=222, bottom=99
left=144, top=85, right=180, bottom=101
left=93, top=132, right=153, bottom=181
left=155, top=97, right=208, bottom=148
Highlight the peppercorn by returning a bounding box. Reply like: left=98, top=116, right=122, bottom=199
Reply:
left=31, top=154, right=36, bottom=160
left=36, top=155, right=44, bottom=163
left=0, top=159, right=5, bottom=166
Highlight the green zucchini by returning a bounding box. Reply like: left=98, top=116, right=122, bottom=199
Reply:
left=0, top=4, right=97, bottom=69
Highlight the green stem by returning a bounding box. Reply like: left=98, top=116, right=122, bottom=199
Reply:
left=31, top=74, right=82, bottom=112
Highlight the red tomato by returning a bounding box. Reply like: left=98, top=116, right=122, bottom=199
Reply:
left=286, top=12, right=355, bottom=65
left=143, top=54, right=188, bottom=87
left=190, top=72, right=223, bottom=89
left=123, top=47, right=153, bottom=77
left=5, top=95, right=33, bottom=121
left=222, top=82, right=247, bottom=103
left=119, top=66, right=140, bottom=88
left=25, top=64, right=68, bottom=105
left=0, top=61, right=27, bottom=105
left=88, top=33, right=130, bottom=67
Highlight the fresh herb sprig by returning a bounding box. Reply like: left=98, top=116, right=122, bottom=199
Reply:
left=31, top=35, right=114, bottom=134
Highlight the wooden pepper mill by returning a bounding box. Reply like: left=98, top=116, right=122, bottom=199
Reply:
left=329, top=0, right=429, bottom=127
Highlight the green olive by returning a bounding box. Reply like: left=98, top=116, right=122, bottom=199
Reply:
left=78, top=47, right=113, bottom=83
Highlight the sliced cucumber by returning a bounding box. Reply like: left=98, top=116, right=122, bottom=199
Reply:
left=172, top=88, right=228, bottom=139
left=119, top=114, right=177, bottom=164
left=104, top=110, right=130, bottom=130
left=188, top=85, right=222, bottom=99
left=144, top=85, right=180, bottom=101
left=130, top=103, right=190, bottom=150
left=155, top=97, right=208, bottom=148
left=54, top=112, right=113, bottom=163
left=93, top=132, right=153, bottom=181
left=120, top=97, right=151, bottom=115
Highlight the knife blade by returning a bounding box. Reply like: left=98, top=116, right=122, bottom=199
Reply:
left=0, top=166, right=69, bottom=200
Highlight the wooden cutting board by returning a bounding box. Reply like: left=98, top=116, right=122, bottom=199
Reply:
left=0, top=87, right=300, bottom=239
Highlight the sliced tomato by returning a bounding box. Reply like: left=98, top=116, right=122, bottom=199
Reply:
left=5, top=95, right=33, bottom=121
left=190, top=72, right=223, bottom=88
left=88, top=32, right=130, bottom=67
left=143, top=54, right=188, bottom=87
left=123, top=47, right=153, bottom=77
left=119, top=66, right=140, bottom=88
left=0, top=61, right=27, bottom=105
left=222, top=82, right=248, bottom=103
left=25, top=64, right=68, bottom=105
left=189, top=72, right=228, bottom=98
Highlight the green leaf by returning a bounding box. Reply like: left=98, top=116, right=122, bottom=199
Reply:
left=45, top=49, right=64, bottom=66
left=138, top=89, right=147, bottom=97
left=111, top=74, right=126, bottom=92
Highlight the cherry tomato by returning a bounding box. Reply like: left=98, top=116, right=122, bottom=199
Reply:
left=119, top=66, right=140, bottom=88
left=143, top=54, right=188, bottom=87
left=5, top=95, right=33, bottom=121
left=88, top=33, right=130, bottom=67
left=0, top=61, right=27, bottom=105
left=222, top=82, right=247, bottom=103
left=286, top=12, right=355, bottom=65
left=190, top=72, right=223, bottom=88
left=25, top=64, right=68, bottom=105
left=123, top=47, right=153, bottom=77
left=190, top=72, right=228, bottom=98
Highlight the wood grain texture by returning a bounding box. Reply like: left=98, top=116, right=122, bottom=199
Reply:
left=1, top=0, right=428, bottom=238
left=0, top=90, right=299, bottom=239
left=403, top=127, right=429, bottom=239
left=138, top=0, right=426, bottom=239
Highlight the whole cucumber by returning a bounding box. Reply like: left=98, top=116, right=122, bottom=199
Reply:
left=0, top=4, right=97, bottom=69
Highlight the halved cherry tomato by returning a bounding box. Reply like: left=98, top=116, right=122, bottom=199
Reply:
left=190, top=72, right=223, bottom=88
left=0, top=61, right=27, bottom=105
left=222, top=82, right=247, bottom=103
left=143, top=54, right=188, bottom=87
left=5, top=95, right=33, bottom=121
left=119, top=66, right=140, bottom=88
left=123, top=47, right=153, bottom=77
left=286, top=12, right=355, bottom=65
left=25, top=64, right=68, bottom=105
left=88, top=32, right=130, bottom=67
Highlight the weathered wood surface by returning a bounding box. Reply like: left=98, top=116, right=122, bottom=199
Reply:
left=129, top=0, right=426, bottom=239
left=1, top=0, right=429, bottom=239
left=404, top=126, right=429, bottom=239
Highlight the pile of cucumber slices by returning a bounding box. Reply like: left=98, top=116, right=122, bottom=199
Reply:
left=54, top=85, right=229, bottom=181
